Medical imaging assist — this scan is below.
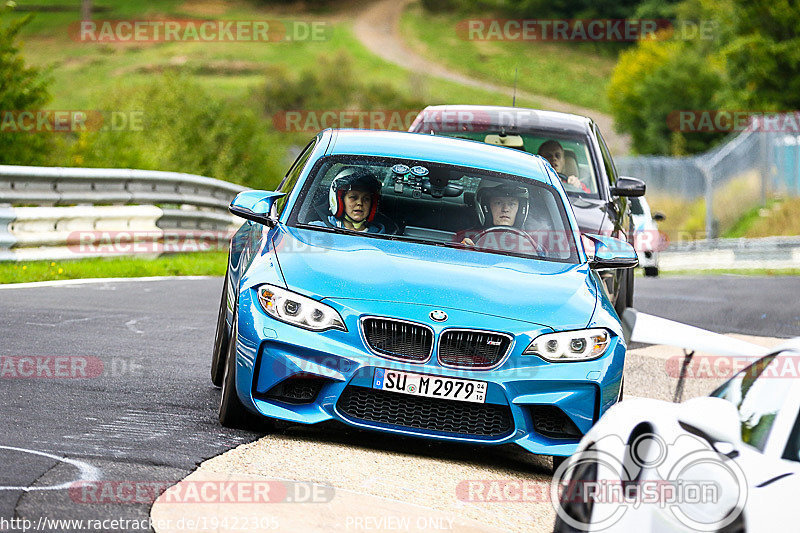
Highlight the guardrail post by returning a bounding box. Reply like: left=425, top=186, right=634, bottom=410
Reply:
left=702, top=164, right=715, bottom=240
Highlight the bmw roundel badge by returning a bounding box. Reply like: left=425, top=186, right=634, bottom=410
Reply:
left=430, top=310, right=448, bottom=322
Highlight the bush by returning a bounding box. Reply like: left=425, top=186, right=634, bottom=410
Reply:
left=65, top=74, right=284, bottom=190
left=258, top=53, right=425, bottom=116
left=608, top=35, right=725, bottom=155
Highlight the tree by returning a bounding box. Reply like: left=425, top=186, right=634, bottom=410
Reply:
left=718, top=0, right=800, bottom=110
left=0, top=9, right=53, bottom=164
left=608, top=34, right=724, bottom=154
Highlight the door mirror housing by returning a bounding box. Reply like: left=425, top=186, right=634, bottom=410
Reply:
left=611, top=176, right=646, bottom=197
left=585, top=234, right=638, bottom=269
left=678, top=396, right=741, bottom=446
left=652, top=211, right=666, bottom=222
left=229, top=190, right=286, bottom=227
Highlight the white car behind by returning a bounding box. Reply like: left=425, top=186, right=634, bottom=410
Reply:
left=553, top=337, right=800, bottom=532
left=629, top=195, right=665, bottom=277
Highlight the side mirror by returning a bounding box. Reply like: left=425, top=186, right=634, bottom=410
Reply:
left=678, top=396, right=741, bottom=446
left=585, top=234, right=638, bottom=269
left=652, top=211, right=666, bottom=222
left=229, top=190, right=286, bottom=227
left=611, top=176, right=646, bottom=197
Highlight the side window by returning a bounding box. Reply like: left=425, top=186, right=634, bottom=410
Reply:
left=711, top=355, right=792, bottom=452
left=595, top=128, right=617, bottom=187
left=275, top=139, right=316, bottom=215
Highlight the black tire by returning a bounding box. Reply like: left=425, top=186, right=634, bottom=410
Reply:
left=218, top=314, right=273, bottom=430
left=613, top=269, right=629, bottom=317
left=210, top=273, right=230, bottom=387
left=643, top=266, right=659, bottom=277
left=553, top=454, right=599, bottom=532
left=625, top=265, right=634, bottom=308
left=552, top=455, right=568, bottom=473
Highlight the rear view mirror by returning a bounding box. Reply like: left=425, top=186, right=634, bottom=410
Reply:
left=611, top=176, right=646, bottom=197
left=484, top=134, right=524, bottom=148
left=585, top=234, right=638, bottom=269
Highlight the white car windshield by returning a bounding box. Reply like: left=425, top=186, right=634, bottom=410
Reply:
left=289, top=155, right=581, bottom=263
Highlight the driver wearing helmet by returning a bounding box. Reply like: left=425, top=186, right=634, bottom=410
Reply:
left=314, top=167, right=387, bottom=233
left=454, top=180, right=529, bottom=246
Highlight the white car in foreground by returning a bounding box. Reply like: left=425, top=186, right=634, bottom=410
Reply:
left=553, top=311, right=799, bottom=532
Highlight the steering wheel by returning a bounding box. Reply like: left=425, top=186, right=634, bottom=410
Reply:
left=557, top=172, right=586, bottom=193
left=471, top=226, right=545, bottom=255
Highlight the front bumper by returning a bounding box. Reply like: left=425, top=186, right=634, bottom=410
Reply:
left=232, top=290, right=626, bottom=456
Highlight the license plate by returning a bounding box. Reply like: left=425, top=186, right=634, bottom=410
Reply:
left=372, top=369, right=486, bottom=403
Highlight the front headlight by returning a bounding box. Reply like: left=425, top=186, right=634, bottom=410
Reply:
left=523, top=329, right=610, bottom=361
left=257, top=284, right=346, bottom=332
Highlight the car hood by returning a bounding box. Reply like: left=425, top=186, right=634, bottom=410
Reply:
left=270, top=226, right=598, bottom=329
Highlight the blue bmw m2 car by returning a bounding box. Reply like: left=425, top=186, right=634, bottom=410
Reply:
left=211, top=129, right=637, bottom=463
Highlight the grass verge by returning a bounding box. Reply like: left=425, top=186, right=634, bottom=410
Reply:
left=0, top=252, right=227, bottom=284
left=399, top=2, right=616, bottom=113
left=13, top=0, right=540, bottom=110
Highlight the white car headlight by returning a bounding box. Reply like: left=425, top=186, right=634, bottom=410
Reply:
left=523, top=329, right=610, bottom=361
left=257, top=285, right=346, bottom=332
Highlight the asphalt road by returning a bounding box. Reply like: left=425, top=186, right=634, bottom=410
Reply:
left=634, top=275, right=800, bottom=337
left=0, top=275, right=798, bottom=532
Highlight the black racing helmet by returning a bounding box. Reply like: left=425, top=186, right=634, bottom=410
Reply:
left=475, top=179, right=529, bottom=227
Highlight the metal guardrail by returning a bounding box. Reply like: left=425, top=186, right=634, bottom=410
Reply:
left=0, top=165, right=244, bottom=208
left=660, top=236, right=800, bottom=271
left=0, top=165, right=247, bottom=261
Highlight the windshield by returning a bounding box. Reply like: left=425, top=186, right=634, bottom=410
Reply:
left=289, top=155, right=580, bottom=263
left=710, top=354, right=792, bottom=453
left=426, top=131, right=599, bottom=197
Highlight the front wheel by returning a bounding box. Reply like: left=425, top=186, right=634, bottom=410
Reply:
left=210, top=273, right=230, bottom=387
left=218, top=314, right=273, bottom=430
left=613, top=269, right=630, bottom=317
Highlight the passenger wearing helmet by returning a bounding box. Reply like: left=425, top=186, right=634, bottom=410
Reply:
left=454, top=180, right=530, bottom=247
left=314, top=167, right=387, bottom=233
